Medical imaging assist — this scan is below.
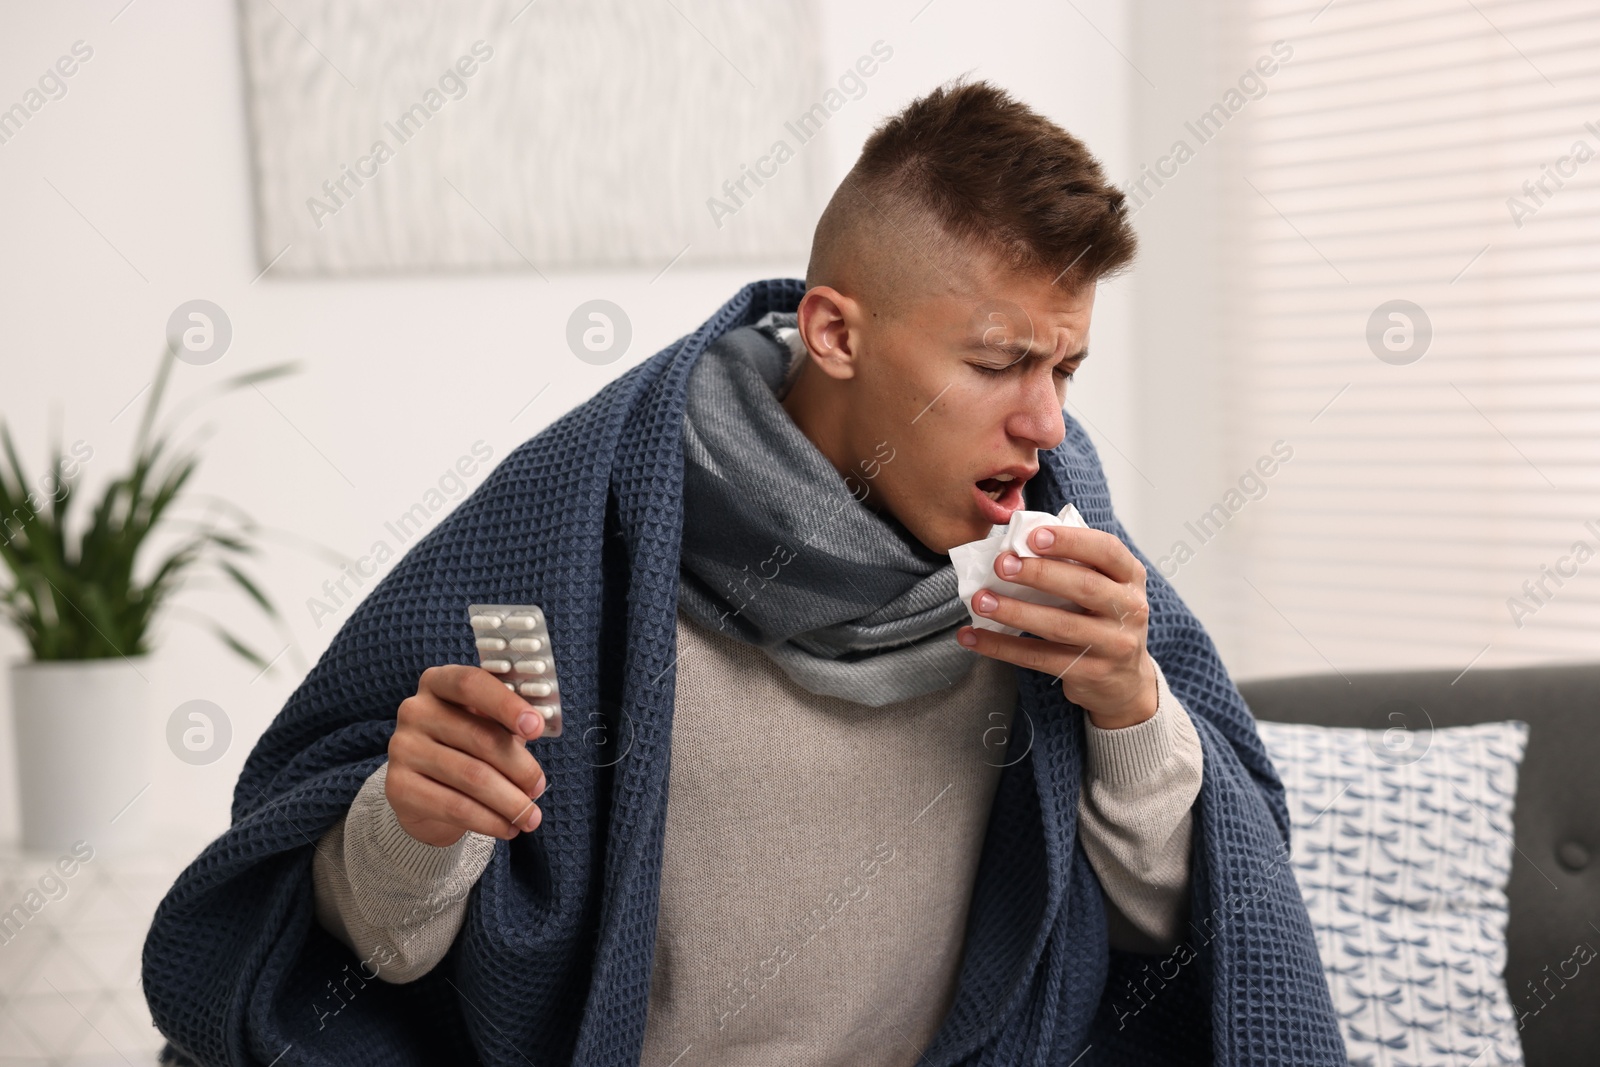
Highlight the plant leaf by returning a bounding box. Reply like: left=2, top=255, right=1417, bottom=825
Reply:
left=217, top=559, right=278, bottom=619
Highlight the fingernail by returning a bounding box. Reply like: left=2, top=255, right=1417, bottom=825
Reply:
left=1033, top=528, right=1054, bottom=549
left=533, top=773, right=548, bottom=799
left=517, top=712, right=541, bottom=738
left=974, top=591, right=997, bottom=613
left=998, top=552, right=1020, bottom=576
left=524, top=806, right=542, bottom=831
left=957, top=628, right=978, bottom=647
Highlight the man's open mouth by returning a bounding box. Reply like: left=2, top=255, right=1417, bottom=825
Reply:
left=976, top=475, right=1016, bottom=502
left=972, top=467, right=1036, bottom=523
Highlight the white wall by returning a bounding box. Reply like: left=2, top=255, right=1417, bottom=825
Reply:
left=1123, top=0, right=1246, bottom=665
left=0, top=0, right=1138, bottom=850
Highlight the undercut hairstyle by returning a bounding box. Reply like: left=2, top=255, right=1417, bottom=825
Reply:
left=806, top=77, right=1137, bottom=317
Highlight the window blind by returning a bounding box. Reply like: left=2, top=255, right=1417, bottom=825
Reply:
left=1214, top=0, right=1600, bottom=678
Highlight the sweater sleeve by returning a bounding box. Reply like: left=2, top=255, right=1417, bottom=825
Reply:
left=1076, top=654, right=1204, bottom=954
left=311, top=760, right=497, bottom=984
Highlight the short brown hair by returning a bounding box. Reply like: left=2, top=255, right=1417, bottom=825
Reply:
left=806, top=77, right=1136, bottom=311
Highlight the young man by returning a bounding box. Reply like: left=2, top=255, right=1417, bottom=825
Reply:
left=144, top=80, right=1345, bottom=1066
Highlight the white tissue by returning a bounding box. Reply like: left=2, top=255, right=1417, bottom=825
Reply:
left=949, top=502, right=1090, bottom=636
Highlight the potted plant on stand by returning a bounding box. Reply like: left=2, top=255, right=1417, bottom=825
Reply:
left=0, top=344, right=299, bottom=855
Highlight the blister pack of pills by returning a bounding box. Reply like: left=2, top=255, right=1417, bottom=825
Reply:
left=468, top=604, right=563, bottom=738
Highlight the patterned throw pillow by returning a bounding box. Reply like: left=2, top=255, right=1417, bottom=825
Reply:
left=1255, top=719, right=1530, bottom=1067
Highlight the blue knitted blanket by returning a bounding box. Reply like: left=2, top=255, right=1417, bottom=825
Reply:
left=141, top=278, right=1346, bottom=1066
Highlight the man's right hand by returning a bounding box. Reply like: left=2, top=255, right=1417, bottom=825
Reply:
left=386, top=665, right=549, bottom=847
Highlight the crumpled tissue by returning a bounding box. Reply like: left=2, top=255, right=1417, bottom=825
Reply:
left=949, top=502, right=1089, bottom=636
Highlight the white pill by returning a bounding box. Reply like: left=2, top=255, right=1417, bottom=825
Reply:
left=519, top=681, right=553, bottom=698
left=481, top=659, right=511, bottom=673
left=509, top=637, right=543, bottom=652
left=540, top=704, right=558, bottom=720
left=503, top=682, right=515, bottom=691
left=476, top=637, right=507, bottom=651
left=513, top=659, right=546, bottom=675
left=470, top=614, right=503, bottom=630
left=504, top=615, right=538, bottom=630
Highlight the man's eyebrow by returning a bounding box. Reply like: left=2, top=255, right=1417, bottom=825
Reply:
left=971, top=337, right=1090, bottom=365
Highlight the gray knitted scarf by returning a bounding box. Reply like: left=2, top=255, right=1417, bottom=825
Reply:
left=677, top=311, right=979, bottom=706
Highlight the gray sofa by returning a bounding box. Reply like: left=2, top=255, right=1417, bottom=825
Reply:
left=1237, top=661, right=1600, bottom=1067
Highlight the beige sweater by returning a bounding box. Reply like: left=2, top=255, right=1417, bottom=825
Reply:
left=312, top=608, right=1203, bottom=1065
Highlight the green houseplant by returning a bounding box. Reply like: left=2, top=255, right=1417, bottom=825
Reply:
left=1, top=343, right=300, bottom=853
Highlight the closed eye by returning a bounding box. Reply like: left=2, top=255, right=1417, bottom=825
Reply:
left=971, top=362, right=1077, bottom=381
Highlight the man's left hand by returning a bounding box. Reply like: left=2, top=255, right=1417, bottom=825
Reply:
left=956, top=525, right=1158, bottom=730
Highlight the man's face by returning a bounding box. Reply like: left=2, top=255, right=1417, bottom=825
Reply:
left=788, top=254, right=1095, bottom=555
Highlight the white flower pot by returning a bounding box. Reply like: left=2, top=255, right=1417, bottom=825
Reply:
left=8, top=656, right=151, bottom=856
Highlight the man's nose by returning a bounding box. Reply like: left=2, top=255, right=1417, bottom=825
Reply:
left=1008, top=376, right=1067, bottom=451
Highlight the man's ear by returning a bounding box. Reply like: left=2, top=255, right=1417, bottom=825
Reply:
left=795, top=285, right=862, bottom=381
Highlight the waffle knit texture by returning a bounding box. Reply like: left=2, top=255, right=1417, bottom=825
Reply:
left=141, top=278, right=1347, bottom=1066
left=308, top=609, right=1203, bottom=1066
